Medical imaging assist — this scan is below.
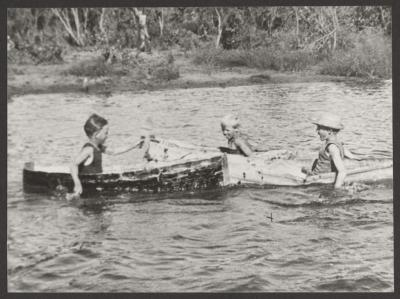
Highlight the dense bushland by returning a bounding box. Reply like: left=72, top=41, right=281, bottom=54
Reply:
left=319, top=29, right=391, bottom=78
left=7, top=6, right=392, bottom=79
left=192, top=47, right=315, bottom=72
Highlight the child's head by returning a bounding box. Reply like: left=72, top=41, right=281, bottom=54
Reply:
left=84, top=113, right=109, bottom=143
left=312, top=113, right=343, bottom=141
left=221, top=114, right=240, bottom=140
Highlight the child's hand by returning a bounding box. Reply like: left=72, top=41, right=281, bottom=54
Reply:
left=66, top=192, right=81, bottom=201
left=74, top=182, right=83, bottom=195
left=301, top=167, right=312, bottom=175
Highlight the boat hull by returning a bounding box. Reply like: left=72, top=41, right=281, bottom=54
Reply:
left=23, top=154, right=224, bottom=196
left=22, top=138, right=393, bottom=195
left=222, top=154, right=393, bottom=187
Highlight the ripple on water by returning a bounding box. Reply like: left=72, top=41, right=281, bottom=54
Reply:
left=315, top=275, right=393, bottom=292
left=7, top=82, right=393, bottom=292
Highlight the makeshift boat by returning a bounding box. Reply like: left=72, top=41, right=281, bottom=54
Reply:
left=23, top=152, right=224, bottom=195
left=22, top=139, right=393, bottom=195
left=222, top=154, right=393, bottom=187
left=146, top=138, right=393, bottom=187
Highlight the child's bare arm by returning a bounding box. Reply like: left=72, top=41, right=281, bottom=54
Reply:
left=70, top=147, right=92, bottom=194
left=235, top=138, right=253, bottom=157
left=104, top=139, right=144, bottom=155
left=329, top=145, right=347, bottom=188
left=344, top=148, right=362, bottom=160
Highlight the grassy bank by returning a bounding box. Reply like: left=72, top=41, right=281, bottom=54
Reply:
left=7, top=28, right=391, bottom=99
left=8, top=7, right=392, bottom=85
left=192, top=47, right=315, bottom=72
left=191, top=29, right=391, bottom=79
left=319, top=29, right=391, bottom=78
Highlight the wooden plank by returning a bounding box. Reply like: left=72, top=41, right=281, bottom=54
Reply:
left=23, top=155, right=224, bottom=196
left=224, top=155, right=306, bottom=186
left=223, top=154, right=393, bottom=187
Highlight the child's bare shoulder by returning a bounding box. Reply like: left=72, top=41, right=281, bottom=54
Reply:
left=234, top=136, right=246, bottom=146
left=327, top=143, right=341, bottom=154
left=80, top=145, right=94, bottom=155
left=234, top=133, right=250, bottom=144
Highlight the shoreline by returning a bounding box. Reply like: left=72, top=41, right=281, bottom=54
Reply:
left=7, top=49, right=379, bottom=99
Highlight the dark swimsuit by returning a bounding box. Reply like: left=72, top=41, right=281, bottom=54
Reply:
left=79, top=143, right=105, bottom=174
left=311, top=138, right=344, bottom=174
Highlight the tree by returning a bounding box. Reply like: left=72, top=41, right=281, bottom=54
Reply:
left=132, top=8, right=151, bottom=52
left=215, top=8, right=223, bottom=48
left=214, top=8, right=243, bottom=49
left=51, top=8, right=86, bottom=46
left=98, top=8, right=108, bottom=44
left=157, top=8, right=164, bottom=37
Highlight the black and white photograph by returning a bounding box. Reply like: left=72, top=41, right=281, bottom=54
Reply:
left=6, top=3, right=394, bottom=293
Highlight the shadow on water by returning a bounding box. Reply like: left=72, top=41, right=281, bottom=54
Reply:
left=341, top=79, right=391, bottom=90
left=246, top=178, right=393, bottom=208
left=18, top=175, right=392, bottom=212
left=54, top=187, right=237, bottom=215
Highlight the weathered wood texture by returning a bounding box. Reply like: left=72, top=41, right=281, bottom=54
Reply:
left=23, top=155, right=224, bottom=196
left=23, top=138, right=393, bottom=196
left=223, top=155, right=393, bottom=187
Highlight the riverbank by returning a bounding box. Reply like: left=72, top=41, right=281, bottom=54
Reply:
left=7, top=49, right=373, bottom=99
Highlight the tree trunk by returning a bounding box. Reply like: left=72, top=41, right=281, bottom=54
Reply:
left=133, top=8, right=150, bottom=52
left=315, top=7, right=327, bottom=33
left=268, top=7, right=277, bottom=36
left=71, top=8, right=83, bottom=45
left=52, top=8, right=84, bottom=46
left=294, top=7, right=299, bottom=46
left=82, top=8, right=89, bottom=37
left=7, top=35, right=15, bottom=51
left=99, top=8, right=108, bottom=44
left=158, top=8, right=164, bottom=37
left=215, top=8, right=222, bottom=48
left=330, top=7, right=338, bottom=51
left=379, top=6, right=390, bottom=33
left=31, top=8, right=38, bottom=32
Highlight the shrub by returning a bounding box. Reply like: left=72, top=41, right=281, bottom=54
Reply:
left=319, top=52, right=357, bottom=77
left=319, top=28, right=391, bottom=79
left=214, top=49, right=251, bottom=67
left=279, top=49, right=315, bottom=72
left=29, top=44, right=63, bottom=64
left=65, top=58, right=114, bottom=77
left=7, top=48, right=35, bottom=64
left=192, top=46, right=223, bottom=66
left=192, top=47, right=276, bottom=69
left=151, top=54, right=180, bottom=81
left=152, top=64, right=180, bottom=81
left=151, top=27, right=202, bottom=52
left=191, top=46, right=314, bottom=71
left=7, top=38, right=64, bottom=65
left=270, top=30, right=301, bottom=51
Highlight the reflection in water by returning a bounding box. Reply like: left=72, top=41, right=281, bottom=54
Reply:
left=7, top=81, right=393, bottom=292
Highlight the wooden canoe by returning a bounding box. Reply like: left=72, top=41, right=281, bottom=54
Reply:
left=23, top=152, right=224, bottom=195
left=222, top=154, right=393, bottom=187
left=22, top=139, right=392, bottom=195
left=146, top=138, right=393, bottom=187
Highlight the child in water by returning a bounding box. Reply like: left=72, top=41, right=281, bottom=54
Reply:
left=220, top=114, right=254, bottom=157
left=70, top=113, right=145, bottom=195
left=302, top=112, right=360, bottom=188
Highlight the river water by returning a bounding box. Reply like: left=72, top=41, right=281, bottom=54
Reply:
left=7, top=81, right=393, bottom=292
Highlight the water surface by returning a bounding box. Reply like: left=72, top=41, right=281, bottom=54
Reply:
left=8, top=81, right=393, bottom=292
